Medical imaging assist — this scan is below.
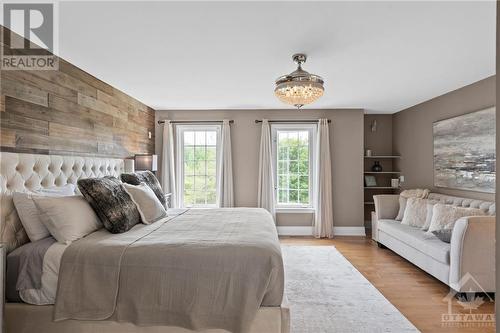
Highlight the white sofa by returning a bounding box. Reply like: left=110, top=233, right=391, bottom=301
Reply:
left=373, top=193, right=495, bottom=293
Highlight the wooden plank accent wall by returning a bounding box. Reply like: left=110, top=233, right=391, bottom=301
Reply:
left=0, top=27, right=155, bottom=158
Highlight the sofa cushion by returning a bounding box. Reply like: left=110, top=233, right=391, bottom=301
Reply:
left=378, top=219, right=450, bottom=264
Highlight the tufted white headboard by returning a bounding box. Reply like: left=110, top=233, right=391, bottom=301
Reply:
left=0, top=152, right=126, bottom=253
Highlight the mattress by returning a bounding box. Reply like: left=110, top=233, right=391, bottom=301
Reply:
left=54, top=208, right=284, bottom=333
left=6, top=209, right=186, bottom=305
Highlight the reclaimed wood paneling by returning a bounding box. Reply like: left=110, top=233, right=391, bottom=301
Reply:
left=0, top=27, right=155, bottom=158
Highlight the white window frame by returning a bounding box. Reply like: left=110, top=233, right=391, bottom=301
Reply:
left=176, top=124, right=222, bottom=208
left=271, top=123, right=317, bottom=212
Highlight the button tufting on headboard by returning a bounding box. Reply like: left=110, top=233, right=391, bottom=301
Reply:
left=0, top=152, right=125, bottom=253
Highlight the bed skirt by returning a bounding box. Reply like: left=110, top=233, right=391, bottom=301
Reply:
left=4, top=298, right=290, bottom=333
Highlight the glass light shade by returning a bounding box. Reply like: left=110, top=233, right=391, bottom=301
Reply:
left=274, top=54, right=325, bottom=108
left=135, top=154, right=157, bottom=171
left=274, top=81, right=324, bottom=108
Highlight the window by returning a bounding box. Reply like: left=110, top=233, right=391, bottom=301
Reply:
left=272, top=124, right=316, bottom=210
left=176, top=125, right=221, bottom=207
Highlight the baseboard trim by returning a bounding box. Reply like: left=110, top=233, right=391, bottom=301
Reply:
left=277, top=226, right=314, bottom=236
left=277, top=226, right=366, bottom=236
left=333, top=227, right=366, bottom=236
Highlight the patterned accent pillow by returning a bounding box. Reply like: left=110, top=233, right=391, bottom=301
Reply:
left=77, top=177, right=141, bottom=233
left=395, top=189, right=430, bottom=221
left=120, top=171, right=166, bottom=208
left=427, top=204, right=485, bottom=233
left=421, top=202, right=436, bottom=231
left=401, top=198, right=429, bottom=228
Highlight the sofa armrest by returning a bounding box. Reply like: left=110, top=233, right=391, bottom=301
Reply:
left=373, top=195, right=399, bottom=220
left=449, top=216, right=495, bottom=292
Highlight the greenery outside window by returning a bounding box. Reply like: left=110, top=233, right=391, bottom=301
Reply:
left=176, top=125, right=221, bottom=207
left=271, top=124, right=317, bottom=210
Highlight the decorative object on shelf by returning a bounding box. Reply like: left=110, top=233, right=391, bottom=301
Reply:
left=433, top=106, right=495, bottom=193
left=365, top=149, right=372, bottom=157
left=364, top=175, right=377, bottom=187
left=371, top=161, right=383, bottom=172
left=371, top=120, right=377, bottom=132
left=274, top=53, right=324, bottom=109
left=134, top=154, right=158, bottom=171
left=391, top=178, right=400, bottom=188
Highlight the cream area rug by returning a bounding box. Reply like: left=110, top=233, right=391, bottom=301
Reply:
left=282, top=246, right=420, bottom=333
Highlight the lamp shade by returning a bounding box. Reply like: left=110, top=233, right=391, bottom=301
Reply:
left=124, top=159, right=135, bottom=173
left=134, top=154, right=157, bottom=171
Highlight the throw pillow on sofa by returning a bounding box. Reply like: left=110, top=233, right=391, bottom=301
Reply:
left=395, top=188, right=430, bottom=221
left=427, top=204, right=485, bottom=233
left=401, top=197, right=430, bottom=228
left=421, top=202, right=436, bottom=231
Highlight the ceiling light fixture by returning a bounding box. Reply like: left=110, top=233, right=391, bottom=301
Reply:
left=274, top=53, right=324, bottom=109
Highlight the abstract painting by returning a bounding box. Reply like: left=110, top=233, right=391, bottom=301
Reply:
left=433, top=107, right=495, bottom=193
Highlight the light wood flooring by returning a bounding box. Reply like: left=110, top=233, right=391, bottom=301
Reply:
left=280, top=236, right=495, bottom=333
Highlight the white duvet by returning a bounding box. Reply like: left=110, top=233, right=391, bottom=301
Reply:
left=19, top=242, right=67, bottom=305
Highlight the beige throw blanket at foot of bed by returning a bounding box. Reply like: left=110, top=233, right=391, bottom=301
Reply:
left=54, top=208, right=284, bottom=333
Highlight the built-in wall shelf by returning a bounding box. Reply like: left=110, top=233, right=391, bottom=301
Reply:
left=364, top=156, right=401, bottom=159
left=364, top=202, right=375, bottom=205
left=363, top=171, right=401, bottom=174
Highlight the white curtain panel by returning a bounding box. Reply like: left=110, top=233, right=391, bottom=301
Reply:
left=217, top=120, right=234, bottom=207
left=257, top=119, right=276, bottom=220
left=160, top=121, right=178, bottom=208
left=314, top=119, right=334, bottom=238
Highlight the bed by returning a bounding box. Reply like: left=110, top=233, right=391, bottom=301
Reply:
left=0, top=152, right=290, bottom=333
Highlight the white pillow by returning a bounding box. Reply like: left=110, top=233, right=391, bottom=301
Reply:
left=421, top=202, right=435, bottom=231
left=33, top=195, right=102, bottom=244
left=13, top=184, right=77, bottom=242
left=401, top=198, right=429, bottom=228
left=395, top=189, right=430, bottom=221
left=123, top=183, right=167, bottom=224
left=427, top=204, right=485, bottom=233
left=37, top=184, right=75, bottom=196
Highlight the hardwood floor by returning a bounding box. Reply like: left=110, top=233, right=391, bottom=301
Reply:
left=280, top=236, right=495, bottom=333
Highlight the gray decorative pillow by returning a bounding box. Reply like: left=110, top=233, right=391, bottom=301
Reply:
left=120, top=171, right=166, bottom=208
left=77, top=177, right=141, bottom=233
left=432, top=229, right=453, bottom=243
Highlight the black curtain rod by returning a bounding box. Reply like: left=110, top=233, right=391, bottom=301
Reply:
left=254, top=119, right=331, bottom=124
left=158, top=120, right=234, bottom=124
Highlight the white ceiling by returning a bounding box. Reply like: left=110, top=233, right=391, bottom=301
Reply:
left=55, top=1, right=495, bottom=113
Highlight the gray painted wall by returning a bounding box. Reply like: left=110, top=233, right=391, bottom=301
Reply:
left=155, top=109, right=364, bottom=227
left=392, top=76, right=495, bottom=202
